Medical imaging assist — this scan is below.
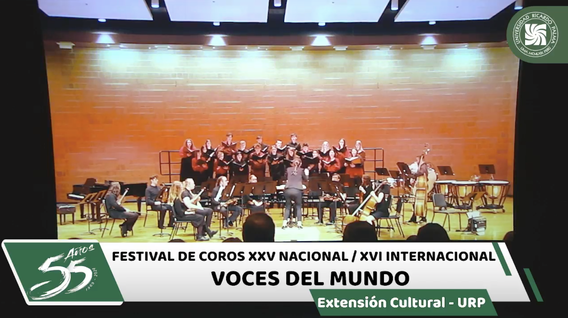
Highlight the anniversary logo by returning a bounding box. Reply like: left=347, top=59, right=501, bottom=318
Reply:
left=3, top=240, right=542, bottom=316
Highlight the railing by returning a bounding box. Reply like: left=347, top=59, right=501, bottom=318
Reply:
left=159, top=150, right=180, bottom=183
left=364, top=147, right=385, bottom=181
left=159, top=147, right=385, bottom=182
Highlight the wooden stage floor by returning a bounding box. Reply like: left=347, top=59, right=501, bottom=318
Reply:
left=56, top=198, right=513, bottom=242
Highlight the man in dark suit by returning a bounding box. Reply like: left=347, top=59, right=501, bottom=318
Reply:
left=211, top=176, right=242, bottom=228
left=145, top=175, right=173, bottom=229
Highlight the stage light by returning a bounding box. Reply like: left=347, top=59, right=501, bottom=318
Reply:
left=318, top=22, right=326, bottom=26
left=274, top=0, right=281, bottom=7
left=312, top=35, right=331, bottom=46
left=151, top=0, right=159, bottom=8
left=429, top=21, right=436, bottom=25
left=57, top=42, right=74, bottom=49
left=515, top=0, right=523, bottom=10
left=209, top=35, right=226, bottom=46
left=420, top=35, right=437, bottom=45
left=334, top=46, right=347, bottom=51
left=98, top=18, right=106, bottom=22
left=213, top=22, right=220, bottom=26
left=391, top=0, right=398, bottom=11
left=96, top=34, right=115, bottom=44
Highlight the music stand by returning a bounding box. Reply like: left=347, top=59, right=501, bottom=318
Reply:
left=232, top=183, right=245, bottom=198
left=375, top=168, right=390, bottom=180
left=478, top=164, right=495, bottom=175
left=252, top=182, right=266, bottom=196
left=396, top=162, right=411, bottom=175
left=437, top=166, right=454, bottom=176
left=80, top=192, right=98, bottom=235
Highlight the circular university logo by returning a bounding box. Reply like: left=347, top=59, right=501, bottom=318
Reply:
left=512, top=11, right=558, bottom=58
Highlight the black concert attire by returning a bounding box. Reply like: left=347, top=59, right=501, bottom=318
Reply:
left=317, top=182, right=341, bottom=225
left=258, top=143, right=269, bottom=153
left=283, top=166, right=308, bottom=223
left=230, top=158, right=249, bottom=183
left=192, top=156, right=210, bottom=185
left=369, top=185, right=391, bottom=219
left=238, top=147, right=253, bottom=161
left=179, top=146, right=197, bottom=181
left=242, top=192, right=266, bottom=214
left=172, top=197, right=205, bottom=236
left=276, top=145, right=287, bottom=156
left=333, top=145, right=348, bottom=174
left=268, top=152, right=285, bottom=181
left=348, top=183, right=374, bottom=214
left=145, top=185, right=173, bottom=228
left=298, top=150, right=319, bottom=175
left=201, top=146, right=217, bottom=181
left=286, top=142, right=301, bottom=152
left=181, top=189, right=213, bottom=229
left=104, top=193, right=139, bottom=236
left=211, top=185, right=242, bottom=227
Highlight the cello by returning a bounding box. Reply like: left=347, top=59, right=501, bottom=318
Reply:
left=341, top=180, right=389, bottom=233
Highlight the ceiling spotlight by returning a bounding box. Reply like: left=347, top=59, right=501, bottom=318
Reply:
left=312, top=35, right=331, bottom=46
left=515, top=0, right=523, bottom=10
left=429, top=21, right=436, bottom=25
left=391, top=0, right=398, bottom=11
left=98, top=18, right=106, bottom=22
left=213, top=22, right=220, bottom=26
left=151, top=0, right=159, bottom=8
left=274, top=0, right=282, bottom=7
left=318, top=22, right=326, bottom=26
left=209, top=35, right=226, bottom=46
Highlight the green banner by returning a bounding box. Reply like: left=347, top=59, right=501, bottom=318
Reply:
left=310, top=289, right=496, bottom=316
left=2, top=240, right=123, bottom=305
left=507, top=6, right=567, bottom=63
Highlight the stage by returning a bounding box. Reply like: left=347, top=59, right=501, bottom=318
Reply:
left=56, top=198, right=513, bottom=242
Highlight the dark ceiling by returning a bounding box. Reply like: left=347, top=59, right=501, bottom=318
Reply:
left=39, top=0, right=520, bottom=38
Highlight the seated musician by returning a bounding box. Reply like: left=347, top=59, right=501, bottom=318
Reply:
left=213, top=151, right=231, bottom=178
left=275, top=139, right=287, bottom=156
left=321, top=149, right=342, bottom=174
left=316, top=173, right=345, bottom=225
left=244, top=174, right=267, bottom=214
left=230, top=151, right=249, bottom=183
left=363, top=183, right=391, bottom=226
left=345, top=147, right=364, bottom=186
left=298, top=143, right=319, bottom=175
left=191, top=150, right=210, bottom=185
left=167, top=181, right=209, bottom=241
left=249, top=143, right=267, bottom=178
left=219, top=132, right=237, bottom=160
left=267, top=145, right=285, bottom=181
left=145, top=175, right=173, bottom=229
left=105, top=182, right=139, bottom=237
left=237, top=140, right=252, bottom=161
left=211, top=176, right=243, bottom=228
left=181, top=178, right=217, bottom=238
left=256, top=135, right=269, bottom=153
left=348, top=175, right=374, bottom=215
left=286, top=133, right=301, bottom=151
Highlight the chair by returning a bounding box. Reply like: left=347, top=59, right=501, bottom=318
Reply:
left=56, top=204, right=76, bottom=225
left=169, top=202, right=197, bottom=241
left=375, top=196, right=405, bottom=238
left=100, top=199, right=133, bottom=238
left=431, top=193, right=468, bottom=231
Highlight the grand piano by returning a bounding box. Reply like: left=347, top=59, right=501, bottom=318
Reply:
left=67, top=179, right=148, bottom=215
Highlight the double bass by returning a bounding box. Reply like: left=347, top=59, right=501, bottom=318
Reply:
left=413, top=145, right=435, bottom=220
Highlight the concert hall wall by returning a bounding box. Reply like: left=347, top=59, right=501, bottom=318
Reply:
left=45, top=45, right=518, bottom=203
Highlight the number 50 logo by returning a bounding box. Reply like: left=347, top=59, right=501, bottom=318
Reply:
left=29, top=254, right=94, bottom=300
